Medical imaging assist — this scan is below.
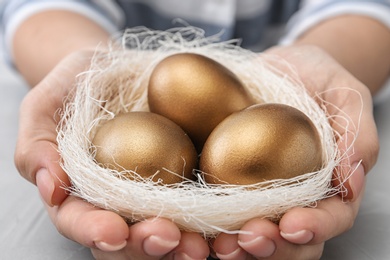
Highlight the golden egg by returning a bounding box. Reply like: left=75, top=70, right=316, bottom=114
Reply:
left=92, top=112, right=198, bottom=184
left=200, top=103, right=323, bottom=185
left=148, top=53, right=255, bottom=152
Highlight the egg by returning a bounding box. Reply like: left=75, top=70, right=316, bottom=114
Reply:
left=148, top=53, right=255, bottom=152
left=92, top=112, right=198, bottom=184
left=200, top=103, right=323, bottom=185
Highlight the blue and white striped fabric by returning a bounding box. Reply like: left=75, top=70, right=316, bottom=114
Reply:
left=282, top=0, right=390, bottom=45
left=1, top=0, right=389, bottom=58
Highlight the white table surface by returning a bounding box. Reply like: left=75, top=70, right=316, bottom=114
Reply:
left=1, top=60, right=389, bottom=260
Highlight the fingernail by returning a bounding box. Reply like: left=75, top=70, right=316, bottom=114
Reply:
left=95, top=240, right=127, bottom=251
left=238, top=236, right=276, bottom=257
left=36, top=168, right=55, bottom=206
left=280, top=229, right=314, bottom=244
left=345, top=163, right=365, bottom=201
left=216, top=248, right=246, bottom=260
left=143, top=235, right=180, bottom=256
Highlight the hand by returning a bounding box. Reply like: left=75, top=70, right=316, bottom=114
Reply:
left=45, top=196, right=209, bottom=259
left=211, top=44, right=379, bottom=259
left=14, top=50, right=209, bottom=259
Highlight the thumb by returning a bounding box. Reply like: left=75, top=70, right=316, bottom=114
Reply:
left=15, top=80, right=70, bottom=206
left=14, top=51, right=95, bottom=206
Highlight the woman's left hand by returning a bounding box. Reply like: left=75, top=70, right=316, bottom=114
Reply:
left=211, top=44, right=379, bottom=260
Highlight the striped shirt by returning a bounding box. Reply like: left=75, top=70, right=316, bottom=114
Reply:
left=1, top=0, right=389, bottom=98
left=2, top=0, right=390, bottom=51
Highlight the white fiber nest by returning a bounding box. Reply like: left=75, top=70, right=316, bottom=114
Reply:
left=57, top=27, right=353, bottom=237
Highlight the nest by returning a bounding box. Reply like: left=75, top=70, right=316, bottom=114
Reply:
left=57, top=27, right=353, bottom=237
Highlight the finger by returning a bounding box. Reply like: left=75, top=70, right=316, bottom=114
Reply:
left=91, top=229, right=209, bottom=260
left=332, top=147, right=366, bottom=201
left=237, top=219, right=324, bottom=260
left=212, top=232, right=248, bottom=260
left=315, top=66, right=378, bottom=201
left=328, top=84, right=378, bottom=173
left=127, top=217, right=181, bottom=258
left=168, top=232, right=210, bottom=260
left=16, top=84, right=71, bottom=206
left=91, top=248, right=130, bottom=260
left=46, top=196, right=129, bottom=251
left=329, top=87, right=378, bottom=200
left=279, top=188, right=365, bottom=246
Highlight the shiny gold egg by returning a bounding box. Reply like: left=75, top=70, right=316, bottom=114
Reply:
left=92, top=112, right=198, bottom=184
left=200, top=103, right=323, bottom=185
left=148, top=53, right=255, bottom=152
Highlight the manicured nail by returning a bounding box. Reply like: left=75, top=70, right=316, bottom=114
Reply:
left=36, top=168, right=55, bottom=206
left=238, top=236, right=276, bottom=257
left=280, top=229, right=314, bottom=244
left=215, top=247, right=246, bottom=260
left=345, top=163, right=365, bottom=201
left=95, top=240, right=127, bottom=251
left=143, top=235, right=180, bottom=256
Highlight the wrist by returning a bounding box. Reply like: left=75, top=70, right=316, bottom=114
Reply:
left=13, top=10, right=111, bottom=86
left=294, top=15, right=390, bottom=94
